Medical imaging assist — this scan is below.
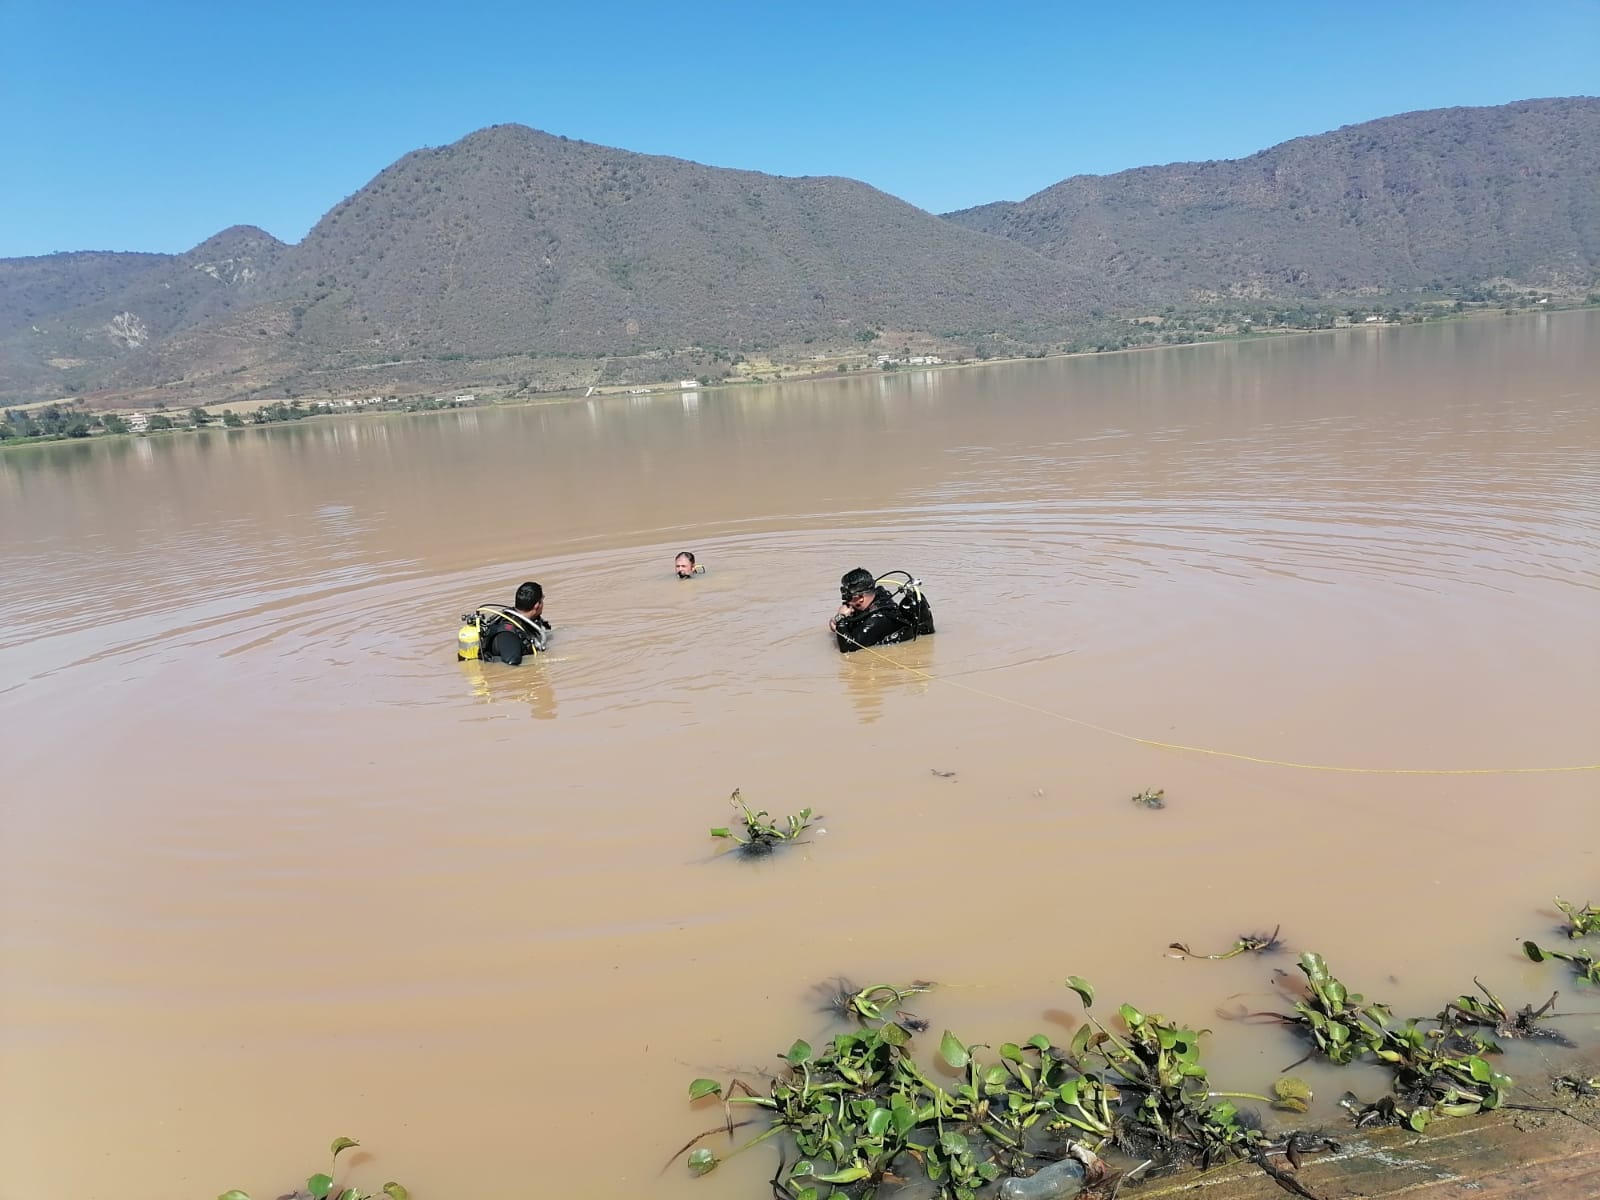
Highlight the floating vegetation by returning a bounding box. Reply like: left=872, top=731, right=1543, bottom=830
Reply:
left=217, top=1138, right=407, bottom=1200
left=677, top=977, right=1349, bottom=1199
left=710, top=788, right=818, bottom=857
left=1222, top=954, right=1515, bottom=1134
left=1253, top=952, right=1395, bottom=1067
left=1169, top=925, right=1284, bottom=960
left=1270, top=1076, right=1314, bottom=1114
left=659, top=886, right=1600, bottom=1198
left=1555, top=896, right=1600, bottom=938
left=930, top=768, right=957, bottom=779
left=1130, top=788, right=1166, bottom=809
left=1440, top=980, right=1574, bottom=1047
left=1523, top=941, right=1600, bottom=985
left=816, top=978, right=936, bottom=1031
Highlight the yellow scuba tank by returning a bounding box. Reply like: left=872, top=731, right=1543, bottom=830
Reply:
left=457, top=619, right=481, bottom=661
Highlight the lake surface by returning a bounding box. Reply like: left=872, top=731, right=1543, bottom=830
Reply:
left=2, top=312, right=1597, bottom=1200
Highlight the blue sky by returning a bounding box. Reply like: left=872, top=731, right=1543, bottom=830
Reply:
left=2, top=0, right=1596, bottom=258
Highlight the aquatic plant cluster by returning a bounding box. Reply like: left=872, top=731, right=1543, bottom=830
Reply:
left=213, top=849, right=1595, bottom=1200
left=1520, top=896, right=1600, bottom=985
left=218, top=1138, right=407, bottom=1200
left=709, top=788, right=818, bottom=857
left=676, top=887, right=1600, bottom=1200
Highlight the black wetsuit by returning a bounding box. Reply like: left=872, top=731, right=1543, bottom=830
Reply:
left=481, top=611, right=550, bottom=665
left=833, top=587, right=922, bottom=654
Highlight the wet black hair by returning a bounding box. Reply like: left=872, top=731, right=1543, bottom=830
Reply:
left=840, top=567, right=876, bottom=600
left=515, top=581, right=543, bottom=610
left=675, top=551, right=696, bottom=567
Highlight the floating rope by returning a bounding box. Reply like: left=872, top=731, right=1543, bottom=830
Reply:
left=849, top=639, right=1598, bottom=776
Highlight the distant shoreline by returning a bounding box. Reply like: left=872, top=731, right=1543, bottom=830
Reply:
left=3, top=301, right=1592, bottom=453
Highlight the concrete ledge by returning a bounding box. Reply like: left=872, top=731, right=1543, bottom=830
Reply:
left=1132, top=1106, right=1600, bottom=1200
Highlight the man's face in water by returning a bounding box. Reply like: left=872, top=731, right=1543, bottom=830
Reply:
left=845, top=588, right=876, bottom=612
left=675, top=556, right=694, bottom=578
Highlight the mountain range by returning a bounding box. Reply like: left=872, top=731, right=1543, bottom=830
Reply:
left=2, top=96, right=1595, bottom=407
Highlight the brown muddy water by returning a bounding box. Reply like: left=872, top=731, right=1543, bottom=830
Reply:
left=2, top=312, right=1598, bottom=1200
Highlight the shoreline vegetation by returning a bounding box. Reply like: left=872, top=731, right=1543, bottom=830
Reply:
left=655, top=863, right=1600, bottom=1200
left=4, top=293, right=1595, bottom=452
left=218, top=911, right=1600, bottom=1200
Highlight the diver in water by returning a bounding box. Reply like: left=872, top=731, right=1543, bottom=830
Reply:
left=674, top=551, right=704, bottom=578
left=479, top=581, right=551, bottom=665
left=828, top=567, right=935, bottom=653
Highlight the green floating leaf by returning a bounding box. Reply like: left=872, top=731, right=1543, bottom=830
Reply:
left=1065, top=976, right=1095, bottom=1008
left=1274, top=1076, right=1313, bottom=1102
left=866, top=1107, right=893, bottom=1138
left=1523, top=941, right=1546, bottom=963
left=381, top=1185, right=409, bottom=1200
left=1408, top=1108, right=1432, bottom=1133
left=879, top=1021, right=910, bottom=1047
left=687, top=1148, right=718, bottom=1176
left=307, top=1175, right=335, bottom=1200
left=1272, top=1097, right=1310, bottom=1113
left=688, top=1078, right=722, bottom=1100
left=709, top=827, right=731, bottom=838
left=939, top=1030, right=969, bottom=1070
left=330, top=1138, right=360, bottom=1159
left=217, top=1192, right=251, bottom=1200
left=939, top=1129, right=970, bottom=1156
left=785, top=1038, right=812, bottom=1065
left=1069, top=1023, right=1096, bottom=1057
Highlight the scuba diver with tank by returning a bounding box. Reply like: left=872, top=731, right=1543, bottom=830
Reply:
left=453, top=567, right=934, bottom=662
left=457, top=581, right=551, bottom=664
left=829, top=567, right=935, bottom=653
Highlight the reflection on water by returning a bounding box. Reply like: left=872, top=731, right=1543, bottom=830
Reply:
left=458, top=659, right=559, bottom=721
left=1, top=313, right=1598, bottom=1200
left=838, top=642, right=936, bottom=725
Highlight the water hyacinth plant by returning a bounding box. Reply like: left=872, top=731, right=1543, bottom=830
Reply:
left=1555, top=896, right=1600, bottom=939
left=1227, top=954, right=1515, bottom=1135
left=1440, top=979, right=1574, bottom=1047
left=677, top=975, right=1342, bottom=1199
left=710, top=788, right=818, bottom=857
left=815, top=978, right=936, bottom=1031
left=216, top=1138, right=407, bottom=1200
left=1129, top=788, right=1166, bottom=809
left=1523, top=940, right=1600, bottom=985
left=1168, top=925, right=1284, bottom=960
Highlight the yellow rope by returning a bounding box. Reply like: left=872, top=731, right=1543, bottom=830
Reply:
left=851, top=640, right=1598, bottom=776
